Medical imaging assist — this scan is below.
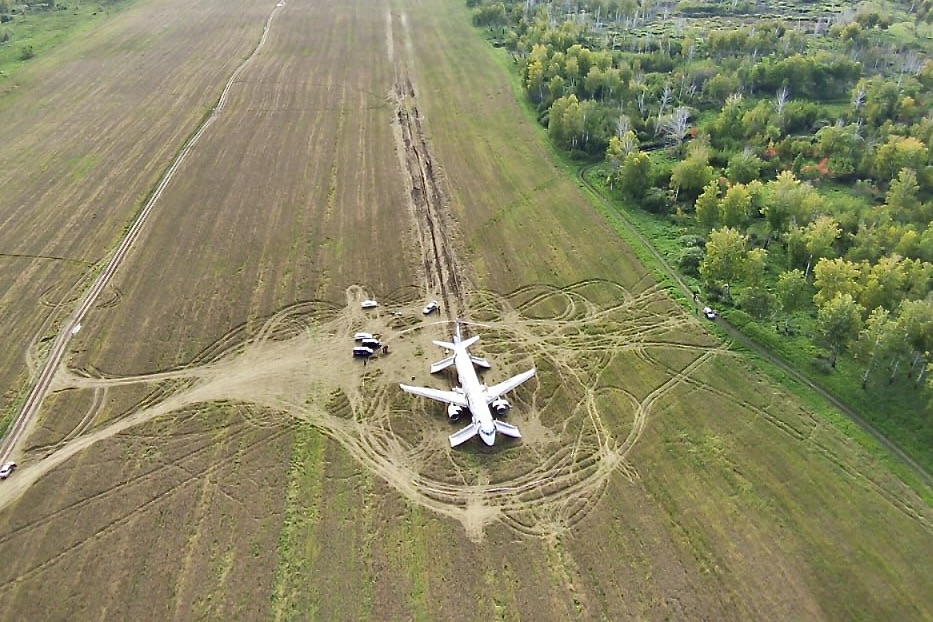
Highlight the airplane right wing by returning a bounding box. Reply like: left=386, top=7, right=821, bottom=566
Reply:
left=494, top=420, right=522, bottom=438
left=485, top=368, right=536, bottom=402
left=399, top=384, right=469, bottom=407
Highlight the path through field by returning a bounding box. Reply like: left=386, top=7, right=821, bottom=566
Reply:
left=1, top=0, right=932, bottom=619
left=1, top=280, right=730, bottom=542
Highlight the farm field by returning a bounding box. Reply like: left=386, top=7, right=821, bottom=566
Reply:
left=0, top=0, right=931, bottom=620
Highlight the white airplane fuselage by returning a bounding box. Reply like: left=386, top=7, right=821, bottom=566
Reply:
left=454, top=346, right=497, bottom=445
left=399, top=325, right=534, bottom=447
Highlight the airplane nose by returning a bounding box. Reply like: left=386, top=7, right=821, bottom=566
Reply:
left=481, top=431, right=495, bottom=446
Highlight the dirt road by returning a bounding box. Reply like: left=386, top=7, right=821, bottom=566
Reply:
left=0, top=0, right=289, bottom=467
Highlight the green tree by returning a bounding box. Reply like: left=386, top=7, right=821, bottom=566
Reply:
left=616, top=151, right=652, bottom=199
left=855, top=307, right=899, bottom=386
left=763, top=171, right=818, bottom=235
left=775, top=268, right=810, bottom=332
left=814, top=123, right=863, bottom=178
left=902, top=258, right=933, bottom=299
left=803, top=215, right=841, bottom=276
left=813, top=257, right=863, bottom=307
left=699, top=227, right=747, bottom=288
left=744, top=247, right=768, bottom=288
left=670, top=142, right=716, bottom=202
left=871, top=135, right=929, bottom=182
left=817, top=293, right=864, bottom=367
left=720, top=183, right=752, bottom=228
left=725, top=149, right=764, bottom=184
left=859, top=255, right=907, bottom=312
left=897, top=299, right=933, bottom=385
left=694, top=181, right=720, bottom=229
left=885, top=168, right=921, bottom=223
left=548, top=95, right=585, bottom=149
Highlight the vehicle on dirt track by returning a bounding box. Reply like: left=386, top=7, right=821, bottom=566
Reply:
left=422, top=300, right=439, bottom=315
left=361, top=300, right=378, bottom=309
left=353, top=346, right=375, bottom=357
left=703, top=306, right=717, bottom=320
left=0, top=461, right=16, bottom=479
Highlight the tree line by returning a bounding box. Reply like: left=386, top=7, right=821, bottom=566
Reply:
left=468, top=0, right=933, bottom=405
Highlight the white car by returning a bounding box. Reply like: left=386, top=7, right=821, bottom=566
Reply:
left=361, top=300, right=378, bottom=309
left=702, top=306, right=717, bottom=320
left=422, top=300, right=439, bottom=315
left=0, top=461, right=16, bottom=479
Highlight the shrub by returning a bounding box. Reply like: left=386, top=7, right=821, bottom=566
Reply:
left=641, top=187, right=669, bottom=214
left=678, top=234, right=706, bottom=248
left=678, top=247, right=705, bottom=276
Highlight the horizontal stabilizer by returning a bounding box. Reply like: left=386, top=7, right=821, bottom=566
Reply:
left=449, top=422, right=480, bottom=447
left=470, top=356, right=491, bottom=369
left=430, top=356, right=455, bottom=374
left=494, top=420, right=522, bottom=439
left=433, top=335, right=480, bottom=352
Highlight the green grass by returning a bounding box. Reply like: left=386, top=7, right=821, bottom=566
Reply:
left=270, top=426, right=325, bottom=621
left=0, top=2, right=131, bottom=81
left=575, top=159, right=933, bottom=486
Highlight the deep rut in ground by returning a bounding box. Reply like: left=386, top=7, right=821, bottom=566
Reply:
left=390, top=13, right=468, bottom=323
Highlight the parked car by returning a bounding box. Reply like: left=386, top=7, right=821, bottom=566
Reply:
left=0, top=462, right=16, bottom=479
left=702, top=306, right=717, bottom=320
left=361, top=300, right=378, bottom=309
left=422, top=300, right=439, bottom=315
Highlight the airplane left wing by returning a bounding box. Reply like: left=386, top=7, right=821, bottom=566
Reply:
left=485, top=368, right=536, bottom=403
left=449, top=422, right=480, bottom=447
left=399, top=384, right=469, bottom=407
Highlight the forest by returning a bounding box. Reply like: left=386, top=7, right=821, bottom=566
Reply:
left=469, top=0, right=933, bottom=469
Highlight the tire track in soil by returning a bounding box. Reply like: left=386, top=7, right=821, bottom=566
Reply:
left=5, top=280, right=931, bottom=542
left=0, top=412, right=286, bottom=551
left=390, top=13, right=468, bottom=324
left=0, top=0, right=290, bottom=466
left=0, top=424, right=291, bottom=591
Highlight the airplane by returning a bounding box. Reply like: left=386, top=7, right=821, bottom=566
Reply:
left=400, top=323, right=536, bottom=447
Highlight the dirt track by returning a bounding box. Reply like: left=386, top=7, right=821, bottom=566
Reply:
left=0, top=0, right=289, bottom=467
left=390, top=13, right=469, bottom=322
left=2, top=0, right=933, bottom=618
left=2, top=280, right=742, bottom=541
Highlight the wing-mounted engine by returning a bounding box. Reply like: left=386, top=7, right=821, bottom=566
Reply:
left=491, top=398, right=511, bottom=416
left=447, top=404, right=467, bottom=421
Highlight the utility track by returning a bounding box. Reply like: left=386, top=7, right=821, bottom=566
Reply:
left=0, top=0, right=289, bottom=465
left=390, top=15, right=468, bottom=324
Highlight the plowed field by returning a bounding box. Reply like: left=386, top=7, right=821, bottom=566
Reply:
left=0, top=0, right=931, bottom=620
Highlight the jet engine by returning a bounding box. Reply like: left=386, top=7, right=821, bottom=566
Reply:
left=491, top=398, right=511, bottom=416
left=447, top=404, right=466, bottom=421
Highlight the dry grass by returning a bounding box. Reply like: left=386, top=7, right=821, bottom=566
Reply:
left=0, top=0, right=930, bottom=620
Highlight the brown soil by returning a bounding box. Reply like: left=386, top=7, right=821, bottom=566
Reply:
left=0, top=0, right=931, bottom=620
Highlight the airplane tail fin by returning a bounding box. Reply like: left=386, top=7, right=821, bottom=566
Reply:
left=430, top=355, right=456, bottom=374
left=449, top=422, right=480, bottom=447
